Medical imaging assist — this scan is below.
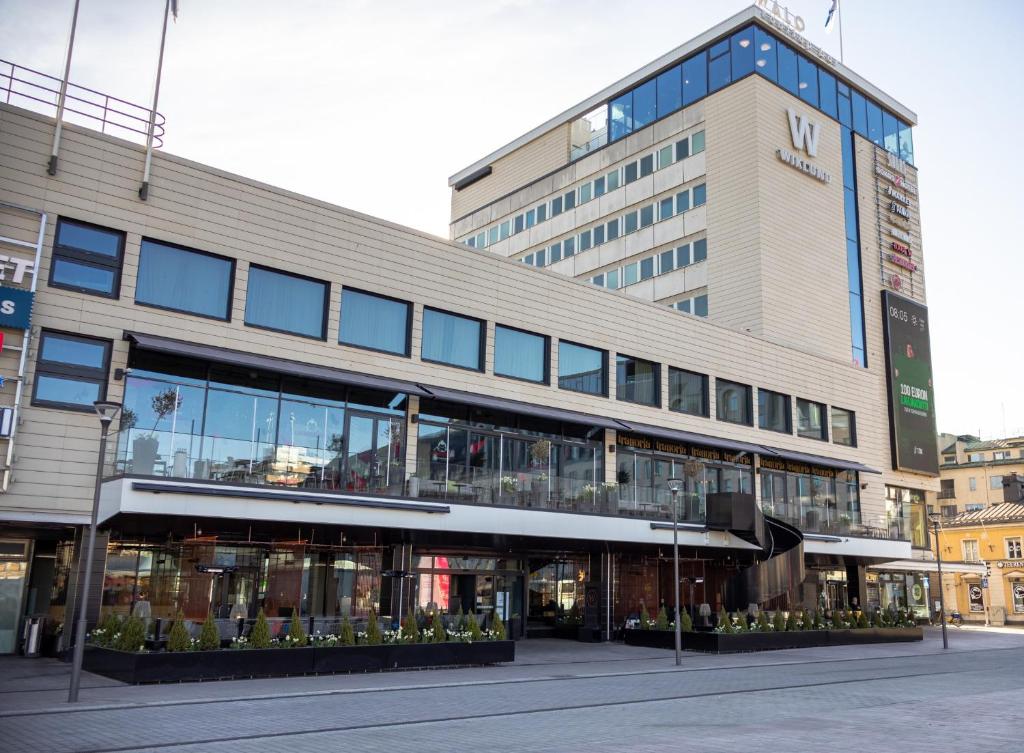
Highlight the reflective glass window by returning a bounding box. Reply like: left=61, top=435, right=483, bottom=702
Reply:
left=676, top=244, right=691, bottom=267
left=708, top=40, right=731, bottom=92
left=656, top=64, right=682, bottom=118
left=753, top=27, right=777, bottom=81
left=640, top=205, right=654, bottom=228
left=616, top=354, right=659, bottom=406
left=607, top=170, right=620, bottom=191
left=639, top=256, right=654, bottom=280
left=797, top=55, right=818, bottom=106
left=676, top=190, right=690, bottom=213
left=136, top=239, right=233, bottom=320
left=514, top=214, right=524, bottom=234
left=563, top=237, right=575, bottom=256
left=494, top=326, right=547, bottom=384
left=837, top=87, right=852, bottom=128
left=660, top=249, right=675, bottom=273
left=624, top=211, right=638, bottom=234
left=558, top=341, right=606, bottom=396
left=245, top=266, right=327, bottom=339
left=633, top=79, right=657, bottom=130
left=536, top=204, right=547, bottom=222
left=693, top=238, right=707, bottom=263
left=623, top=262, right=638, bottom=285
left=682, top=52, right=707, bottom=105
left=593, top=176, right=606, bottom=197
left=659, top=197, right=674, bottom=220
left=832, top=407, right=856, bottom=447
left=525, top=209, right=536, bottom=228
left=693, top=183, right=706, bottom=206
left=593, top=225, right=605, bottom=245
left=579, top=230, right=592, bottom=251
left=606, top=268, right=619, bottom=289
left=675, top=138, right=689, bottom=162
left=866, top=100, right=883, bottom=145
left=668, top=367, right=708, bottom=416
left=898, top=121, right=914, bottom=165
left=607, top=219, right=619, bottom=240
left=51, top=259, right=116, bottom=295
left=624, top=162, right=638, bottom=184
left=883, top=111, right=899, bottom=154
left=421, top=308, right=483, bottom=371
left=33, top=331, right=110, bottom=410
left=694, top=294, right=708, bottom=317
left=851, top=90, right=867, bottom=136
left=730, top=26, right=755, bottom=78
left=758, top=389, right=791, bottom=433
left=579, top=183, right=592, bottom=204
left=339, top=288, right=410, bottom=356
left=52, top=218, right=124, bottom=298
left=797, top=398, right=827, bottom=440
left=639, top=154, right=654, bottom=177
left=550, top=242, right=562, bottom=263
left=564, top=190, right=576, bottom=210
left=610, top=92, right=632, bottom=140
left=535, top=249, right=546, bottom=266
left=717, top=379, right=752, bottom=425
left=818, top=69, right=837, bottom=119
left=692, top=130, right=705, bottom=153
left=778, top=42, right=798, bottom=94
left=551, top=196, right=563, bottom=217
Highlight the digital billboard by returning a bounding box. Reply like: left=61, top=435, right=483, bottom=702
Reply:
left=882, top=291, right=939, bottom=476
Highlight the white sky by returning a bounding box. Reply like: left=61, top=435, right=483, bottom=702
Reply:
left=3, top=0, right=1022, bottom=439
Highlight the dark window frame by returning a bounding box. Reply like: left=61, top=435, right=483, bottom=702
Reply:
left=667, top=367, right=709, bottom=418
left=493, top=323, right=550, bottom=386
left=615, top=353, right=661, bottom=408
left=31, top=329, right=112, bottom=412
left=757, top=388, right=792, bottom=434
left=338, top=286, right=413, bottom=357
left=796, top=397, right=829, bottom=442
left=557, top=339, right=608, bottom=398
left=420, top=305, right=487, bottom=373
left=244, top=263, right=330, bottom=341
left=135, top=237, right=236, bottom=322
left=715, top=378, right=753, bottom=426
left=49, top=216, right=126, bottom=299
left=831, top=406, right=857, bottom=447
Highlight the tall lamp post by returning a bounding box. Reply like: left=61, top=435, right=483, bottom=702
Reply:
left=667, top=477, right=683, bottom=666
left=68, top=400, right=121, bottom=703
left=928, top=512, right=949, bottom=650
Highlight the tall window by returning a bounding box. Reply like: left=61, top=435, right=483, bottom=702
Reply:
left=32, top=331, right=111, bottom=410
left=50, top=218, right=124, bottom=298
left=668, top=367, right=708, bottom=417
left=831, top=407, right=856, bottom=447
left=962, top=539, right=980, bottom=562
left=494, top=325, right=547, bottom=384
left=136, top=239, right=234, bottom=320
left=990, top=475, right=1004, bottom=490
left=716, top=379, right=752, bottom=426
left=1007, top=538, right=1023, bottom=559
left=558, top=341, right=606, bottom=396
left=421, top=308, right=483, bottom=370
left=616, top=354, right=659, bottom=407
left=797, top=398, right=827, bottom=441
left=758, top=389, right=791, bottom=434
left=339, top=288, right=411, bottom=356
left=244, top=266, right=327, bottom=339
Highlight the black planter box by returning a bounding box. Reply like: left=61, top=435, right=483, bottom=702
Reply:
left=83, top=640, right=515, bottom=684
left=623, top=627, right=922, bottom=653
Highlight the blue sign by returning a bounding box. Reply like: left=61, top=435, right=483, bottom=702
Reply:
left=982, top=577, right=989, bottom=589
left=0, top=286, right=34, bottom=330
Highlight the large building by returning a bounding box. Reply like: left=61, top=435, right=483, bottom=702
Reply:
left=928, top=434, right=1024, bottom=518
left=0, top=6, right=954, bottom=654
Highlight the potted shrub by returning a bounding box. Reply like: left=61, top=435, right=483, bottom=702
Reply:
left=132, top=388, right=182, bottom=476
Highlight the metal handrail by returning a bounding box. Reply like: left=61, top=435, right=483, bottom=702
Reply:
left=0, top=59, right=165, bottom=147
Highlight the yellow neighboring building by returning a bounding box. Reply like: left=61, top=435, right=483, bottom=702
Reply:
left=937, top=501, right=1024, bottom=625
left=928, top=435, right=1024, bottom=519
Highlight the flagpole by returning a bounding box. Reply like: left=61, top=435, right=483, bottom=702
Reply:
left=139, top=0, right=172, bottom=201
left=48, top=0, right=81, bottom=176
left=838, top=0, right=845, bottom=64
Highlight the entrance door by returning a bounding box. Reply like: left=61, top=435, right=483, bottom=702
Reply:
left=344, top=413, right=403, bottom=493
left=210, top=568, right=258, bottom=618
left=0, top=541, right=30, bottom=654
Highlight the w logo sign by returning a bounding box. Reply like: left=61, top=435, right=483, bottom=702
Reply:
left=787, top=108, right=820, bottom=157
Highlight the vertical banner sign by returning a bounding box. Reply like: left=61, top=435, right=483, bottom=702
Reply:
left=882, top=290, right=939, bottom=475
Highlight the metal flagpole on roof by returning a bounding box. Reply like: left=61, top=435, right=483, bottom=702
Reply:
left=48, top=0, right=82, bottom=175
left=825, top=0, right=843, bottom=64
left=139, top=0, right=177, bottom=200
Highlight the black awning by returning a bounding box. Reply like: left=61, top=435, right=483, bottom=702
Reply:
left=420, top=385, right=626, bottom=431
left=761, top=447, right=881, bottom=475
left=613, top=419, right=769, bottom=457
left=124, top=331, right=432, bottom=397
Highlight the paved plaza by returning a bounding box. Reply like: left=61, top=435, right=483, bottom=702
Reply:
left=1, top=626, right=1021, bottom=752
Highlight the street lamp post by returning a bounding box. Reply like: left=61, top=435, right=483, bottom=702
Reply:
left=68, top=400, right=121, bottom=703
left=667, top=477, right=683, bottom=666
left=928, top=512, right=949, bottom=650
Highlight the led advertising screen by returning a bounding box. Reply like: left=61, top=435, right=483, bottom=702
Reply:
left=882, top=291, right=939, bottom=475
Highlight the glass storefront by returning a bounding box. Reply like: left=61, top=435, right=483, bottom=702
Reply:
left=414, top=554, right=524, bottom=634
left=528, top=555, right=589, bottom=625
left=874, top=570, right=929, bottom=618
left=615, top=434, right=753, bottom=522
left=0, top=540, right=30, bottom=654
left=113, top=350, right=406, bottom=494
left=99, top=541, right=381, bottom=621
left=414, top=399, right=604, bottom=512
left=886, top=485, right=928, bottom=548
left=760, top=460, right=860, bottom=535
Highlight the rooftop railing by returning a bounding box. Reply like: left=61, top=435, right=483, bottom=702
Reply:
left=0, top=59, right=165, bottom=147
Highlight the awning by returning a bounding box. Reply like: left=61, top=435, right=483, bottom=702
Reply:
left=762, top=447, right=881, bottom=475
left=614, top=419, right=768, bottom=457
left=124, top=331, right=432, bottom=397
left=869, top=559, right=986, bottom=575
left=420, top=385, right=626, bottom=431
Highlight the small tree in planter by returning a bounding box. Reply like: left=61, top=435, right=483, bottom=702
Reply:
left=856, top=610, right=869, bottom=629
left=655, top=606, right=669, bottom=630
left=288, top=608, right=308, bottom=647
left=467, top=612, right=483, bottom=641
left=716, top=608, right=732, bottom=633
left=491, top=610, right=507, bottom=640
left=785, top=610, right=798, bottom=632
left=431, top=613, right=447, bottom=643
left=679, top=610, right=693, bottom=633
left=364, top=608, right=383, bottom=645
left=167, top=612, right=191, bottom=652
left=249, top=609, right=272, bottom=649
left=116, top=615, right=146, bottom=652
left=831, top=609, right=843, bottom=629
left=800, top=609, right=814, bottom=631
left=199, top=612, right=220, bottom=651
left=401, top=608, right=419, bottom=643
left=339, top=615, right=355, bottom=646
left=756, top=610, right=771, bottom=632
left=455, top=605, right=467, bottom=631
left=639, top=605, right=651, bottom=630
left=772, top=610, right=786, bottom=633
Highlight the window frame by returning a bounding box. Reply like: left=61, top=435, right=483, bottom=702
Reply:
left=493, top=324, right=550, bottom=385
left=1006, top=537, right=1023, bottom=559
left=757, top=388, right=792, bottom=434
left=243, top=264, right=330, bottom=341
left=716, top=378, right=753, bottom=426
left=615, top=353, right=661, bottom=408
left=134, top=237, right=236, bottom=322
left=420, top=305, right=486, bottom=373
left=31, top=329, right=112, bottom=412
left=831, top=406, right=857, bottom=447
left=668, top=366, right=709, bottom=418
left=796, top=397, right=828, bottom=441
left=557, top=339, right=608, bottom=398
left=49, top=216, right=126, bottom=299
left=338, top=286, right=413, bottom=357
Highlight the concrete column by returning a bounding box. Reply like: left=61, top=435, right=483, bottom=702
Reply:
left=405, top=395, right=420, bottom=495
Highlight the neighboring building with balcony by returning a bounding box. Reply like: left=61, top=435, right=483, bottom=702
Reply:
left=0, top=7, right=950, bottom=652
left=926, top=435, right=1024, bottom=519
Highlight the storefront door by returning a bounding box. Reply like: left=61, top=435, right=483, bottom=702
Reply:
left=0, top=541, right=30, bottom=654
left=344, top=412, right=403, bottom=493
